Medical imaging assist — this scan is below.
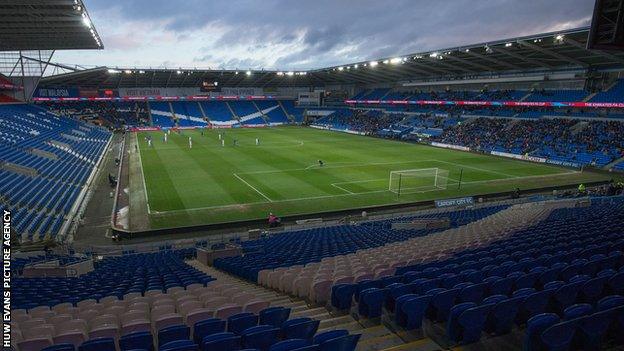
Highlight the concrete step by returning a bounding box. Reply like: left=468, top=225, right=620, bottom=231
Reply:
left=293, top=307, right=332, bottom=320
left=318, top=315, right=357, bottom=330
left=318, top=320, right=363, bottom=333
left=356, top=333, right=405, bottom=351
left=190, top=260, right=337, bottom=323
left=359, top=325, right=393, bottom=341
left=380, top=338, right=443, bottom=351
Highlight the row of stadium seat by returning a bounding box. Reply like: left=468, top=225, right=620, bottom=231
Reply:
left=332, top=196, right=624, bottom=349
left=146, top=101, right=297, bottom=127
left=12, top=248, right=361, bottom=351
left=214, top=205, right=509, bottom=283
left=0, top=104, right=111, bottom=241
left=353, top=82, right=624, bottom=103
left=432, top=117, right=624, bottom=167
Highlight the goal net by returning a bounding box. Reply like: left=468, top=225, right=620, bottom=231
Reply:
left=388, top=168, right=449, bottom=195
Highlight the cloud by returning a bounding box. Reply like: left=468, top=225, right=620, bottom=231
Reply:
left=56, top=0, right=594, bottom=70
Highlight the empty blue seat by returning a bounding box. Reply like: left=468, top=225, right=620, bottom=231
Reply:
left=397, top=294, right=432, bottom=330
left=458, top=283, right=486, bottom=303
left=318, top=334, right=361, bottom=351
left=201, top=332, right=241, bottom=351
left=358, top=288, right=388, bottom=318
left=79, top=338, right=117, bottom=351
left=312, top=330, right=349, bottom=345
left=241, top=325, right=279, bottom=351
left=446, top=302, right=476, bottom=343
left=456, top=303, right=495, bottom=344
left=597, top=295, right=624, bottom=311
left=430, top=288, right=460, bottom=322
left=541, top=321, right=576, bottom=351
left=268, top=339, right=309, bottom=351
left=259, top=307, right=291, bottom=328
left=563, top=303, right=593, bottom=320
left=159, top=340, right=197, bottom=351
left=552, top=283, right=582, bottom=313
left=515, top=272, right=540, bottom=290
left=120, top=331, right=154, bottom=351
left=489, top=277, right=514, bottom=296
left=577, top=311, right=612, bottom=351
left=194, top=319, right=226, bottom=345
left=331, top=284, right=356, bottom=310
left=282, top=318, right=320, bottom=340
left=580, top=277, right=607, bottom=303
left=42, top=344, right=75, bottom=351
left=159, top=325, right=191, bottom=347
left=385, top=283, right=412, bottom=312
left=228, top=313, right=259, bottom=335
left=608, top=273, right=624, bottom=295
left=519, top=290, right=553, bottom=323
left=524, top=313, right=560, bottom=351
left=486, top=296, right=523, bottom=335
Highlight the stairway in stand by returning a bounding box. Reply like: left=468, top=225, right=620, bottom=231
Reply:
left=188, top=261, right=444, bottom=350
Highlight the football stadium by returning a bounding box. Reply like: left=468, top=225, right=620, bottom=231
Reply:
left=3, top=1, right=624, bottom=350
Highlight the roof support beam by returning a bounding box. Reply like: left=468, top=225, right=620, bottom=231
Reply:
left=516, top=40, right=588, bottom=67
left=564, top=37, right=624, bottom=65
left=492, top=46, right=554, bottom=69
left=463, top=50, right=523, bottom=70
left=422, top=57, right=475, bottom=73
left=441, top=54, right=496, bottom=72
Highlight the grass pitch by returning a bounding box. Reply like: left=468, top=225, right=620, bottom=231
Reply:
left=134, top=126, right=609, bottom=229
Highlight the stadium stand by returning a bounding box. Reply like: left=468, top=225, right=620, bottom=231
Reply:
left=524, top=89, right=588, bottom=102
left=199, top=101, right=237, bottom=125
left=229, top=101, right=267, bottom=125
left=280, top=100, right=305, bottom=122
left=312, top=109, right=403, bottom=134
left=12, top=249, right=364, bottom=351
left=255, top=100, right=290, bottom=124
left=336, top=195, right=624, bottom=349
left=170, top=102, right=207, bottom=126
left=149, top=102, right=176, bottom=127
left=43, top=101, right=148, bottom=128
left=590, top=79, right=624, bottom=102
left=214, top=205, right=509, bottom=286
left=433, top=117, right=624, bottom=167
left=0, top=104, right=111, bottom=242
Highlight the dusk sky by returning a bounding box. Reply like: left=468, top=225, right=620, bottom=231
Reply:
left=55, top=0, right=595, bottom=71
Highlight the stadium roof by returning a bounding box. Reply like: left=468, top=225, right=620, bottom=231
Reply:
left=0, top=0, right=103, bottom=51
left=39, top=27, right=624, bottom=89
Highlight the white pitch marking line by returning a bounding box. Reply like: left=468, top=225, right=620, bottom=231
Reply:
left=332, top=178, right=387, bottom=185
left=434, top=159, right=519, bottom=178
left=233, top=173, right=274, bottom=202
left=248, top=159, right=439, bottom=175
left=135, top=133, right=151, bottom=214
left=331, top=183, right=355, bottom=194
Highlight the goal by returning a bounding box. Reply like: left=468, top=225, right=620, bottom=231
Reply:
left=388, top=168, right=449, bottom=195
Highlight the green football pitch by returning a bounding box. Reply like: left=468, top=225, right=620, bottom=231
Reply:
left=132, top=126, right=609, bottom=229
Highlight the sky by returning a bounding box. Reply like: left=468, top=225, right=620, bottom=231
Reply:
left=54, top=0, right=595, bottom=71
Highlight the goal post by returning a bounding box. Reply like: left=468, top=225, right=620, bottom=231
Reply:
left=388, top=168, right=449, bottom=195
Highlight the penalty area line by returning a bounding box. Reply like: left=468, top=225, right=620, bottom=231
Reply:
left=330, top=183, right=355, bottom=194
left=233, top=173, right=274, bottom=202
